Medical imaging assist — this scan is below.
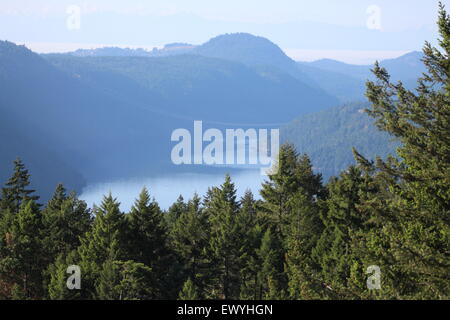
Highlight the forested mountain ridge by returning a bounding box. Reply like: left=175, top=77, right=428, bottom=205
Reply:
left=193, top=33, right=372, bottom=102
left=0, top=40, right=174, bottom=199
left=300, top=51, right=426, bottom=92
left=61, top=33, right=426, bottom=103
left=69, top=43, right=196, bottom=58
left=62, top=33, right=372, bottom=102
left=282, top=102, right=399, bottom=180
left=44, top=53, right=337, bottom=123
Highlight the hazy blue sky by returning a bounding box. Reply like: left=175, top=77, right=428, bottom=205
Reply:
left=1, top=0, right=448, bottom=63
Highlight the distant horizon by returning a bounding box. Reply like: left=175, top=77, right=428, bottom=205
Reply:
left=1, top=0, right=445, bottom=65
left=15, top=40, right=416, bottom=65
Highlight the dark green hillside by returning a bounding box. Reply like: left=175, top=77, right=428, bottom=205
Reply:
left=45, top=54, right=338, bottom=123
left=301, top=59, right=371, bottom=80
left=0, top=41, right=173, bottom=196
left=193, top=33, right=371, bottom=102
left=60, top=34, right=427, bottom=104
left=281, top=102, right=399, bottom=179
left=295, top=63, right=366, bottom=102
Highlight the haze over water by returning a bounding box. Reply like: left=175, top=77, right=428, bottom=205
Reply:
left=80, top=170, right=265, bottom=211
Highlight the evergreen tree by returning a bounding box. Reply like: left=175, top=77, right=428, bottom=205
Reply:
left=260, top=144, right=300, bottom=232
left=77, top=194, right=125, bottom=298
left=1, top=200, right=44, bottom=299
left=257, top=228, right=286, bottom=300
left=0, top=207, right=15, bottom=298
left=96, top=260, right=155, bottom=300
left=0, top=161, right=43, bottom=299
left=95, top=259, right=120, bottom=300
left=285, top=191, right=324, bottom=299
left=206, top=175, right=243, bottom=299
left=126, top=187, right=172, bottom=299
left=179, top=278, right=199, bottom=300
left=170, top=194, right=210, bottom=298
left=47, top=251, right=82, bottom=300
left=260, top=146, right=325, bottom=299
left=165, top=195, right=188, bottom=228
left=114, top=260, right=155, bottom=300
left=312, top=166, right=375, bottom=299
left=1, top=158, right=39, bottom=213
left=41, top=184, right=92, bottom=268
left=260, top=145, right=325, bottom=237
left=237, top=191, right=263, bottom=300
left=357, top=3, right=450, bottom=299
left=239, top=224, right=263, bottom=300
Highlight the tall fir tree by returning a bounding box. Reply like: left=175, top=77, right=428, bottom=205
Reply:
left=0, top=160, right=43, bottom=299
left=165, top=195, right=188, bottom=228
left=77, top=194, right=125, bottom=298
left=1, top=158, right=39, bottom=214
left=206, top=175, right=244, bottom=299
left=47, top=251, right=82, bottom=300
left=126, top=187, right=173, bottom=299
left=96, top=259, right=155, bottom=300
left=237, top=191, right=263, bottom=300
left=170, top=193, right=210, bottom=298
left=285, top=191, right=324, bottom=299
left=257, top=228, right=286, bottom=300
left=356, top=2, right=450, bottom=299
left=2, top=200, right=44, bottom=299
left=178, top=278, right=199, bottom=300
left=41, top=184, right=92, bottom=271
left=312, top=166, right=375, bottom=299
left=261, top=145, right=325, bottom=238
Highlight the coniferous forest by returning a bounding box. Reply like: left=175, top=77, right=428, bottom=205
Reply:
left=0, top=6, right=449, bottom=301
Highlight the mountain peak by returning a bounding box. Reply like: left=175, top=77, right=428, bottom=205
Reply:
left=380, top=51, right=423, bottom=66
left=204, top=32, right=275, bottom=44
left=194, top=32, right=296, bottom=72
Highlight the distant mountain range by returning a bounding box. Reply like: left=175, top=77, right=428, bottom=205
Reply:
left=0, top=33, right=423, bottom=198
left=301, top=51, right=426, bottom=88
left=64, top=33, right=425, bottom=102
left=43, top=53, right=336, bottom=124
left=70, top=43, right=197, bottom=58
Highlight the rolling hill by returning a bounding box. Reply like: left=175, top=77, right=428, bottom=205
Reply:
left=64, top=34, right=425, bottom=103
left=301, top=51, right=426, bottom=87
left=281, top=102, right=399, bottom=179
left=44, top=53, right=338, bottom=123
